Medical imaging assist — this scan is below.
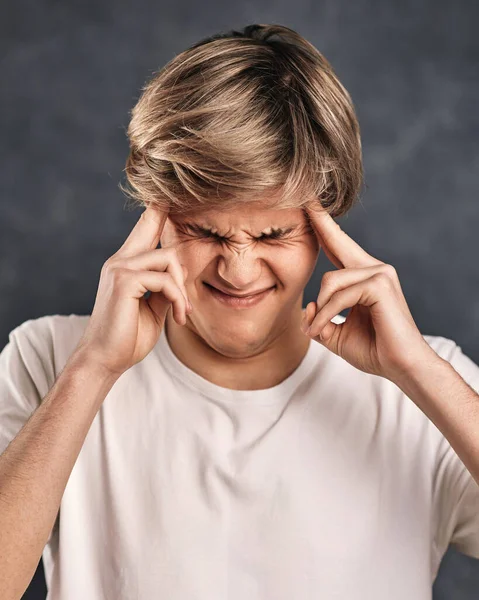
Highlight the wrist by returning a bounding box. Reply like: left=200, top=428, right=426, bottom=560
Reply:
left=67, top=347, right=124, bottom=386
left=391, top=349, right=450, bottom=405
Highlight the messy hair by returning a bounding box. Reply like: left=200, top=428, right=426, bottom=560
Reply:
left=120, top=23, right=364, bottom=219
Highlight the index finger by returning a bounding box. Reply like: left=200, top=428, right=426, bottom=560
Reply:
left=305, top=205, right=381, bottom=269
left=117, top=205, right=169, bottom=257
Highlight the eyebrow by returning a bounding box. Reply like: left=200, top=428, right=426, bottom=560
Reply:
left=182, top=222, right=299, bottom=240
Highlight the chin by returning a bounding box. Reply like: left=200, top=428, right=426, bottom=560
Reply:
left=203, top=324, right=270, bottom=357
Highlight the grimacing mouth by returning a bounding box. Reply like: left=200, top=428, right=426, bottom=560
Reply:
left=203, top=282, right=276, bottom=298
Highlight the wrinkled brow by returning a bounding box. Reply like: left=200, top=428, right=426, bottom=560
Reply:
left=179, top=221, right=301, bottom=239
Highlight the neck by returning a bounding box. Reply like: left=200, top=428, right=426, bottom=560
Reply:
left=164, top=304, right=311, bottom=391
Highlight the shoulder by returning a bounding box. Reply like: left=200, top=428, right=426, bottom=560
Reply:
left=0, top=314, right=92, bottom=455
left=10, top=312, right=90, bottom=349
left=314, top=322, right=478, bottom=434
left=422, top=333, right=461, bottom=360
left=6, top=313, right=91, bottom=381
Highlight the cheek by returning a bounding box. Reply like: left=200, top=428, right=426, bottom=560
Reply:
left=275, top=244, right=317, bottom=276
left=281, top=262, right=315, bottom=289
left=174, top=243, right=209, bottom=280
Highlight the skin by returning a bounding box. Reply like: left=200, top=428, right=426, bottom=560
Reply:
left=159, top=199, right=321, bottom=391
left=297, top=204, right=479, bottom=496
left=299, top=204, right=439, bottom=382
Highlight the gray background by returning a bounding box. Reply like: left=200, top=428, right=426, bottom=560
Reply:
left=1, top=0, right=478, bottom=598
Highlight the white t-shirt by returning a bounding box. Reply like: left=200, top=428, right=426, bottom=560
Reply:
left=1, top=313, right=479, bottom=599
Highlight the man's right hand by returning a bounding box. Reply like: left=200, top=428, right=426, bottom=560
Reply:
left=75, top=206, right=192, bottom=378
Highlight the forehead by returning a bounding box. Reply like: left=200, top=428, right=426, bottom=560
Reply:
left=170, top=204, right=305, bottom=229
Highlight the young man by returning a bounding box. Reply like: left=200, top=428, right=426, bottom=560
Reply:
left=1, top=23, right=479, bottom=600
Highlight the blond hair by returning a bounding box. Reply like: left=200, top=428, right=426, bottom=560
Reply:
left=120, top=23, right=364, bottom=219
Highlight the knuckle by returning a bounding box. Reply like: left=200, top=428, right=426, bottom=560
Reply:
left=109, top=266, right=131, bottom=285
left=164, top=246, right=178, bottom=256
left=155, top=271, right=174, bottom=292
left=162, top=272, right=175, bottom=287
left=321, top=271, right=336, bottom=289
left=102, top=257, right=114, bottom=272
left=102, top=255, right=121, bottom=272
left=380, top=263, right=397, bottom=279
left=160, top=246, right=179, bottom=263
left=373, top=271, right=393, bottom=290
left=163, top=248, right=184, bottom=277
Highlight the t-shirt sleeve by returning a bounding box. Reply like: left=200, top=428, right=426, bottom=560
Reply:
left=0, top=316, right=57, bottom=456
left=432, top=338, right=479, bottom=560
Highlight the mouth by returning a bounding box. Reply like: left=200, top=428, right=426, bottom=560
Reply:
left=203, top=283, right=276, bottom=309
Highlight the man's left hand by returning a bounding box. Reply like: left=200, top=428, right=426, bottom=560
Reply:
left=301, top=205, right=438, bottom=383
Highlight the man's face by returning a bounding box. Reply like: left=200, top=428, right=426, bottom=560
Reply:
left=160, top=202, right=321, bottom=357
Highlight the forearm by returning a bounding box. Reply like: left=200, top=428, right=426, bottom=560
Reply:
left=0, top=350, right=119, bottom=600
left=394, top=352, right=479, bottom=486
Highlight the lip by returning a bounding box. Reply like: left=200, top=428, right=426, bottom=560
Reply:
left=204, top=283, right=275, bottom=308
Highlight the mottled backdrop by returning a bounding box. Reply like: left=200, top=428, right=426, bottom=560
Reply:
left=1, top=0, right=478, bottom=598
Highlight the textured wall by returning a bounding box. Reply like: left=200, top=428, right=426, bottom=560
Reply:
left=1, top=0, right=478, bottom=598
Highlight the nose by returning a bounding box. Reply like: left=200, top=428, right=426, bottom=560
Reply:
left=216, top=246, right=264, bottom=289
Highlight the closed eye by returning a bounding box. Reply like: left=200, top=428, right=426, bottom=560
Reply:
left=181, top=223, right=293, bottom=241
